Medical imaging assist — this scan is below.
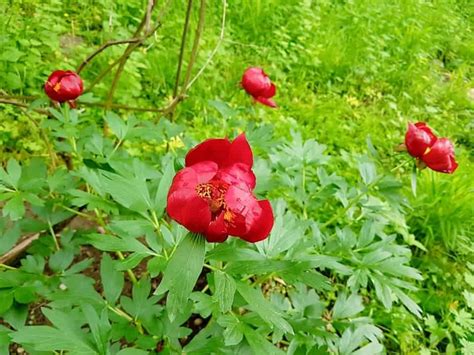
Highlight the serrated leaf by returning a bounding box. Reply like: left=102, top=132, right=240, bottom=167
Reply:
left=7, top=159, right=21, bottom=188
left=332, top=293, right=364, bottom=319
left=154, top=234, right=206, bottom=321
left=236, top=281, right=293, bottom=334
left=101, top=171, right=152, bottom=212
left=3, top=195, right=25, bottom=220
left=214, top=271, right=236, bottom=313
left=358, top=159, right=377, bottom=185
left=243, top=324, right=285, bottom=354
left=81, top=304, right=111, bottom=355
left=100, top=253, right=124, bottom=304
left=105, top=111, right=128, bottom=140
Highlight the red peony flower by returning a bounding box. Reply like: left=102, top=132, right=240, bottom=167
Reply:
left=44, top=70, right=83, bottom=103
left=405, top=122, right=437, bottom=158
left=401, top=122, right=458, bottom=174
left=167, top=134, right=274, bottom=243
left=241, top=67, right=277, bottom=108
left=422, top=138, right=458, bottom=174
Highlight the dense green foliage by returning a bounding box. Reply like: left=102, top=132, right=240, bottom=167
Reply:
left=1, top=0, right=473, bottom=354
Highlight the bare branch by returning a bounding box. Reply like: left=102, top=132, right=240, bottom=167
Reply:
left=173, top=0, right=194, bottom=98
left=76, top=38, right=141, bottom=74
left=186, top=0, right=227, bottom=91
left=105, top=0, right=171, bottom=109
left=0, top=234, right=40, bottom=265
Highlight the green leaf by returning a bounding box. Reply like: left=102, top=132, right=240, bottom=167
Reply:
left=243, top=324, right=285, bottom=355
left=81, top=304, right=111, bottom=355
left=2, top=303, right=28, bottom=329
left=214, top=271, right=236, bottom=313
left=0, top=291, right=13, bottom=314
left=3, top=195, right=25, bottom=220
left=116, top=349, right=149, bottom=355
left=332, top=293, right=364, bottom=319
left=358, top=159, right=377, bottom=185
left=12, top=326, right=96, bottom=354
left=0, top=325, right=11, bottom=355
left=7, top=159, right=22, bottom=188
left=85, top=233, right=153, bottom=255
left=101, top=171, right=152, bottom=212
left=100, top=253, right=124, bottom=304
left=154, top=234, right=206, bottom=321
left=49, top=248, right=75, bottom=272
left=105, top=111, right=128, bottom=140
left=14, top=285, right=37, bottom=304
left=236, top=281, right=293, bottom=334
left=154, top=159, right=175, bottom=213
left=217, top=315, right=244, bottom=346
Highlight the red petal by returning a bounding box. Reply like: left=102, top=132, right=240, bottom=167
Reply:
left=168, top=161, right=218, bottom=195
left=166, top=162, right=218, bottom=232
left=261, top=83, right=276, bottom=98
left=60, top=73, right=83, bottom=101
left=255, top=96, right=277, bottom=108
left=215, top=163, right=256, bottom=190
left=224, top=186, right=261, bottom=236
left=205, top=213, right=229, bottom=242
left=185, top=138, right=231, bottom=168
left=422, top=138, right=458, bottom=174
left=240, top=200, right=274, bottom=243
left=167, top=189, right=211, bottom=233
left=227, top=133, right=253, bottom=168
left=241, top=67, right=275, bottom=100
left=404, top=122, right=437, bottom=158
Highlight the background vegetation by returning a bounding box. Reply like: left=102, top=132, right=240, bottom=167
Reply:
left=1, top=0, right=473, bottom=354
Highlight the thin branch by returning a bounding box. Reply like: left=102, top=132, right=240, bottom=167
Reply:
left=85, top=0, right=165, bottom=94
left=105, top=0, right=171, bottom=109
left=145, top=0, right=155, bottom=34
left=0, top=234, right=40, bottom=265
left=173, top=0, right=194, bottom=98
left=76, top=38, right=142, bottom=74
left=0, top=95, right=169, bottom=114
left=169, top=0, right=207, bottom=119
left=0, top=98, right=49, bottom=115
left=181, top=0, right=207, bottom=91
left=185, top=0, right=226, bottom=91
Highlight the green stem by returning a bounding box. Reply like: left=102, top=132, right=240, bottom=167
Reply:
left=0, top=263, right=16, bottom=270
left=48, top=220, right=60, bottom=251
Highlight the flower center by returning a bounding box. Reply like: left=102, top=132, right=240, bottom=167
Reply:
left=196, top=180, right=229, bottom=214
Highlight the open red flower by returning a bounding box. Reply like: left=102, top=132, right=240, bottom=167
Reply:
left=44, top=70, right=83, bottom=103
left=167, top=134, right=274, bottom=243
left=241, top=67, right=277, bottom=108
left=405, top=122, right=437, bottom=158
left=422, top=138, right=458, bottom=173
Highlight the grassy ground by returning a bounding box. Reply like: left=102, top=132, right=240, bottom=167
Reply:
left=1, top=0, right=473, bottom=353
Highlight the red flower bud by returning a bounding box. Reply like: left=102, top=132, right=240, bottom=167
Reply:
left=44, top=70, right=83, bottom=103
left=421, top=138, right=458, bottom=174
left=404, top=122, right=437, bottom=158
left=167, top=133, right=274, bottom=243
left=241, top=67, right=277, bottom=108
